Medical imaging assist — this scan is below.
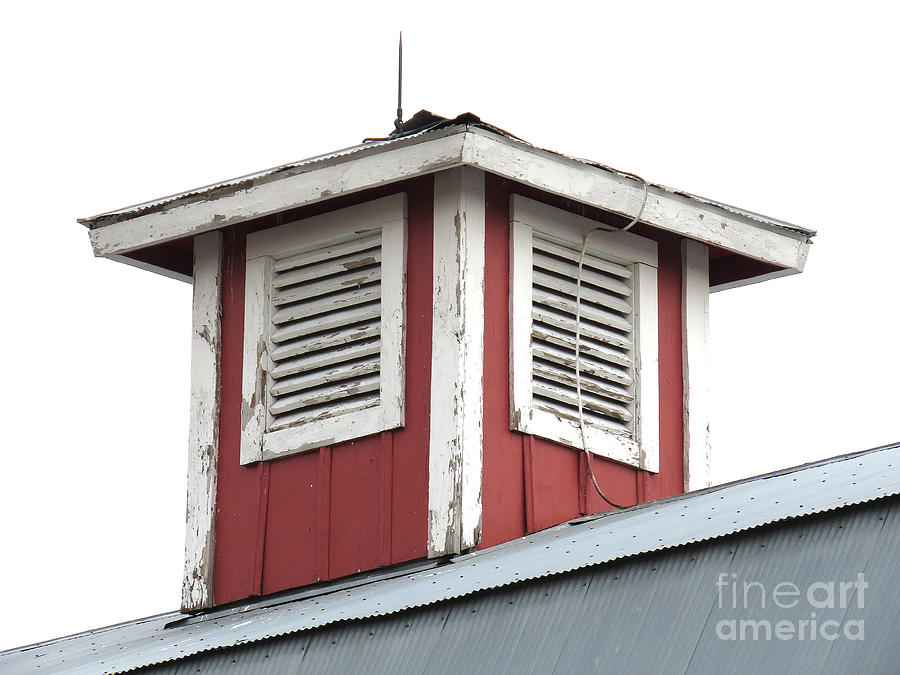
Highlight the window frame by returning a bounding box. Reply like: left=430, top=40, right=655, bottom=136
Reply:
left=239, top=194, right=407, bottom=465
left=509, top=195, right=659, bottom=472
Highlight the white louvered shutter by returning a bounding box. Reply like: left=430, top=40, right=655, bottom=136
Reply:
left=530, top=233, right=636, bottom=437
left=240, top=194, right=406, bottom=465
left=266, top=231, right=384, bottom=432
left=509, top=194, right=659, bottom=470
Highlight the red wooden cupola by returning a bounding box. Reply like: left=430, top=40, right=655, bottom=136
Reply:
left=79, top=111, right=814, bottom=612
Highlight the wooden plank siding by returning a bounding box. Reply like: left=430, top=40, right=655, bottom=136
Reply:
left=212, top=177, right=433, bottom=605
left=208, top=170, right=686, bottom=604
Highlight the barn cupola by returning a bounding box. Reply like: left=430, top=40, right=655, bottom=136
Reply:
left=78, top=111, right=814, bottom=612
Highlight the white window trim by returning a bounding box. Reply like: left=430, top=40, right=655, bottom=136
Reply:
left=510, top=195, right=659, bottom=472
left=240, top=194, right=407, bottom=465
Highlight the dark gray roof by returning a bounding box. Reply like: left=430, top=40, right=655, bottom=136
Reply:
left=78, top=111, right=815, bottom=238
left=3, top=443, right=897, bottom=674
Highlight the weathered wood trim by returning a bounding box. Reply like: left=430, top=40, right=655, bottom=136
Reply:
left=239, top=256, right=272, bottom=465
left=466, top=129, right=810, bottom=271
left=682, top=240, right=712, bottom=491
left=427, top=167, right=486, bottom=557
left=182, top=231, right=223, bottom=611
left=89, top=127, right=809, bottom=285
left=508, top=195, right=659, bottom=471
left=239, top=195, right=408, bottom=464
left=509, top=212, right=533, bottom=435
left=89, top=134, right=465, bottom=257
left=634, top=263, right=660, bottom=473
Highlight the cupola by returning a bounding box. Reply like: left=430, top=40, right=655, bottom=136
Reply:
left=78, top=111, right=814, bottom=611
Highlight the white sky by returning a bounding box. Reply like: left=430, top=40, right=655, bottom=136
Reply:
left=1, top=0, right=898, bottom=653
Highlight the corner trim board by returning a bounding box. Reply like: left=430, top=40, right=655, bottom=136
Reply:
left=682, top=239, right=712, bottom=491
left=427, top=167, right=486, bottom=556
left=182, top=231, right=223, bottom=611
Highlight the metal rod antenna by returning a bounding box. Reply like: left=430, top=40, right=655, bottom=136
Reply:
left=394, top=32, right=403, bottom=133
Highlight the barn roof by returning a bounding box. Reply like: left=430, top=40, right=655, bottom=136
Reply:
left=3, top=442, right=897, bottom=674
left=77, top=111, right=813, bottom=288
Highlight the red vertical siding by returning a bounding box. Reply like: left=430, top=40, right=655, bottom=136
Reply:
left=214, top=178, right=432, bottom=605
left=644, top=230, right=685, bottom=501
left=480, top=174, right=526, bottom=548
left=213, top=170, right=683, bottom=605
left=388, top=176, right=432, bottom=563
left=214, top=227, right=266, bottom=602
left=328, top=437, right=383, bottom=579
left=260, top=451, right=319, bottom=592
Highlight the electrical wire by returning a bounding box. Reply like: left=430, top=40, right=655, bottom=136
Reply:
left=574, top=176, right=649, bottom=509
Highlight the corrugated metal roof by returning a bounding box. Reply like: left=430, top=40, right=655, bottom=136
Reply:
left=135, top=497, right=900, bottom=674
left=3, top=443, right=897, bottom=674
left=78, top=111, right=815, bottom=238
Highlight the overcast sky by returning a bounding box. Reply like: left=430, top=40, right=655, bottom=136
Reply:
left=2, top=1, right=898, bottom=652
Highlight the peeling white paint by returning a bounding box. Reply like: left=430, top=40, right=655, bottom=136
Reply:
left=428, top=167, right=485, bottom=556
left=182, top=231, right=222, bottom=611
left=682, top=240, right=712, bottom=491
left=88, top=129, right=809, bottom=284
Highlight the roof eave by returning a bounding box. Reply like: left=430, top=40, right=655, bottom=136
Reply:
left=83, top=125, right=812, bottom=280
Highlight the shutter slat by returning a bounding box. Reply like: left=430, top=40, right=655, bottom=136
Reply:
left=270, top=358, right=380, bottom=398
left=532, top=399, right=630, bottom=435
left=270, top=373, right=381, bottom=417
left=531, top=322, right=631, bottom=368
left=273, top=266, right=380, bottom=306
left=533, top=378, right=633, bottom=423
left=265, top=229, right=384, bottom=431
left=271, top=302, right=380, bottom=344
left=533, top=359, right=632, bottom=404
left=270, top=338, right=380, bottom=380
left=274, top=232, right=381, bottom=273
left=269, top=392, right=380, bottom=432
left=533, top=307, right=632, bottom=352
left=533, top=236, right=632, bottom=279
left=274, top=247, right=381, bottom=290
left=531, top=341, right=632, bottom=386
left=533, top=269, right=632, bottom=314
left=530, top=233, right=639, bottom=435
left=270, top=320, right=379, bottom=362
left=533, top=251, right=632, bottom=297
left=272, top=286, right=379, bottom=325
left=532, top=288, right=632, bottom=334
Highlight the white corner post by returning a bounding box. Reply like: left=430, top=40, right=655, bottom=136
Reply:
left=428, top=167, right=486, bottom=556
left=682, top=239, right=712, bottom=491
left=182, top=231, right=223, bottom=610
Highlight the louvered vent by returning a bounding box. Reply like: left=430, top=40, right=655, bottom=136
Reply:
left=530, top=234, right=635, bottom=436
left=266, top=231, right=383, bottom=432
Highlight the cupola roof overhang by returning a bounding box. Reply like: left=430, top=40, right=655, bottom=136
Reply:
left=79, top=112, right=813, bottom=289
